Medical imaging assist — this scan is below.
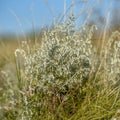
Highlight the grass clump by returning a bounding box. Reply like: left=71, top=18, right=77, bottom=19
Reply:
left=1, top=18, right=120, bottom=120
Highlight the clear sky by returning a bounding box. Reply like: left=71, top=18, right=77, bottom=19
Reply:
left=0, top=0, right=115, bottom=35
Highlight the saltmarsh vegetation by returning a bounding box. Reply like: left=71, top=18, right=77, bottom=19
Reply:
left=1, top=7, right=120, bottom=120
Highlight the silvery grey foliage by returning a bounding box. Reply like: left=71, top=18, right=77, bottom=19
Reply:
left=23, top=21, right=98, bottom=94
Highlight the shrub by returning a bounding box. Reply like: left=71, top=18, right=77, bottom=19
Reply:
left=24, top=20, right=98, bottom=95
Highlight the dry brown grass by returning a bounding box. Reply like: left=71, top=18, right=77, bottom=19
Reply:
left=0, top=39, right=19, bottom=67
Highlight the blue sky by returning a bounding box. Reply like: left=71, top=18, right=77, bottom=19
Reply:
left=0, top=0, right=115, bottom=35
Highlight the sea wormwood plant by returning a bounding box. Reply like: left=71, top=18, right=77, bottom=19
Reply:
left=24, top=21, right=98, bottom=95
